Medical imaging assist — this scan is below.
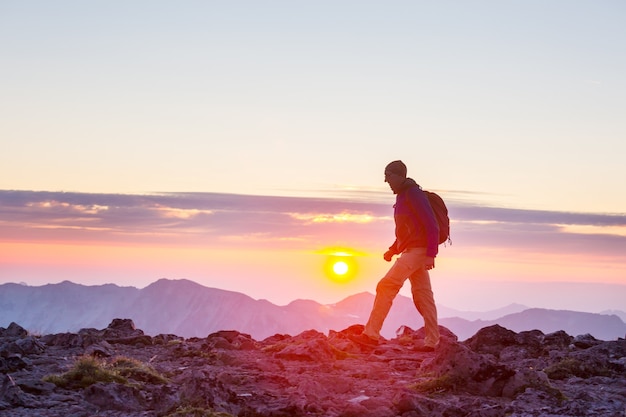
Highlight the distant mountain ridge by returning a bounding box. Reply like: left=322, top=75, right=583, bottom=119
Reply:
left=1, top=278, right=624, bottom=341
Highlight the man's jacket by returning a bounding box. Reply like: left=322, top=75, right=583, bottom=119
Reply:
left=388, top=178, right=440, bottom=258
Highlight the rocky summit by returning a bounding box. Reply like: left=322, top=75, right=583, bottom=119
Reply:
left=1, top=319, right=624, bottom=417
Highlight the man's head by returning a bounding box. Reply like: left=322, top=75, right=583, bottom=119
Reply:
left=384, top=160, right=407, bottom=194
left=385, top=160, right=407, bottom=177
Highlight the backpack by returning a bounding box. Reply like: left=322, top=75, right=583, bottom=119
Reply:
left=422, top=190, right=451, bottom=246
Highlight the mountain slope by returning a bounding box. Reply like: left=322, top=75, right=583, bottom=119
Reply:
left=1, top=279, right=624, bottom=340
left=0, top=281, right=139, bottom=334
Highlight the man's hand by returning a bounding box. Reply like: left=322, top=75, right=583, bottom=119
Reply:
left=383, top=250, right=395, bottom=262
left=425, top=256, right=435, bottom=270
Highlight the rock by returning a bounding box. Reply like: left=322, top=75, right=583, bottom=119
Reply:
left=153, top=333, right=184, bottom=345
left=0, top=374, right=27, bottom=409
left=40, top=332, right=83, bottom=348
left=14, top=337, right=46, bottom=355
left=1, top=338, right=41, bottom=357
left=572, top=333, right=602, bottom=349
left=273, top=330, right=338, bottom=361
left=501, top=367, right=551, bottom=398
left=0, top=319, right=624, bottom=417
left=106, top=318, right=139, bottom=334
left=464, top=324, right=518, bottom=357
left=83, top=382, right=145, bottom=411
left=544, top=330, right=573, bottom=348
left=0, top=323, right=28, bottom=339
left=17, top=378, right=56, bottom=395
left=206, top=330, right=256, bottom=350
left=83, top=341, right=114, bottom=357
left=105, top=334, right=153, bottom=346
left=0, top=356, right=27, bottom=373
left=420, top=341, right=516, bottom=397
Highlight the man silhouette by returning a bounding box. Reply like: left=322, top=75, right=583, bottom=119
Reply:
left=351, top=160, right=441, bottom=351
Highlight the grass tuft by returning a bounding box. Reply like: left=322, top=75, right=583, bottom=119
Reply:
left=43, top=356, right=126, bottom=389
left=43, top=355, right=167, bottom=389
left=111, top=356, right=168, bottom=384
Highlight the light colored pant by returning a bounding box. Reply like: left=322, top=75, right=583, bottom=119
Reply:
left=364, top=247, right=440, bottom=347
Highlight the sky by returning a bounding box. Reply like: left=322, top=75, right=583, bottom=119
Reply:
left=1, top=1, right=625, bottom=314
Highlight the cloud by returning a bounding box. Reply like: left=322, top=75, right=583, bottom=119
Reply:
left=0, top=190, right=389, bottom=248
left=0, top=190, right=625, bottom=257
left=288, top=212, right=384, bottom=224
left=451, top=203, right=626, bottom=227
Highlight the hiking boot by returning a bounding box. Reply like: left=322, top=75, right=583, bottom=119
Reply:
left=348, top=332, right=379, bottom=347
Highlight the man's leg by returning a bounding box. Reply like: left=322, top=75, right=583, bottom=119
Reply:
left=364, top=250, right=420, bottom=340
left=409, top=261, right=440, bottom=348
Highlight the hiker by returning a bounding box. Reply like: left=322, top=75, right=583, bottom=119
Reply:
left=350, top=160, right=441, bottom=351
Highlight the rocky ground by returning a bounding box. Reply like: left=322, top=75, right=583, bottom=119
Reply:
left=1, top=319, right=624, bottom=417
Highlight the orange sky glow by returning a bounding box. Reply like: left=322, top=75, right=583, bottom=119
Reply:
left=1, top=190, right=624, bottom=313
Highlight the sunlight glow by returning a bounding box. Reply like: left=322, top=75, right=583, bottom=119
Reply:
left=332, top=260, right=349, bottom=275
left=154, top=206, right=214, bottom=219
left=315, top=247, right=368, bottom=257
left=289, top=212, right=381, bottom=224
left=320, top=248, right=361, bottom=284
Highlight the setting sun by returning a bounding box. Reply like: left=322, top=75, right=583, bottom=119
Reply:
left=319, top=248, right=361, bottom=284
left=332, top=260, right=349, bottom=275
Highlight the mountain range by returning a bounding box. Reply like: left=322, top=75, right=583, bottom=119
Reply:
left=1, top=278, right=624, bottom=341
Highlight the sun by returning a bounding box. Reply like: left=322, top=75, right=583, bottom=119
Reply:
left=322, top=251, right=358, bottom=284
left=317, top=247, right=365, bottom=284
left=332, top=260, right=349, bottom=276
